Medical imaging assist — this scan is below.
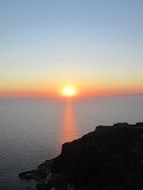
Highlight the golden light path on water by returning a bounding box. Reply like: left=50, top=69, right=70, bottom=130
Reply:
left=61, top=99, right=78, bottom=144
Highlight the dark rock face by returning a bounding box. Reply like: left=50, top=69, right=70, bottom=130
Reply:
left=19, top=123, right=143, bottom=190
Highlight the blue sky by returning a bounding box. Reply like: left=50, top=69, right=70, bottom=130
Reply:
left=0, top=0, right=143, bottom=97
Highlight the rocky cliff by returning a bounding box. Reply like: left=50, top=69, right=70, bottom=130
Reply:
left=19, top=122, right=143, bottom=190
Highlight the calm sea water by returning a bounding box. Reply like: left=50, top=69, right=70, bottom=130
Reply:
left=0, top=96, right=143, bottom=190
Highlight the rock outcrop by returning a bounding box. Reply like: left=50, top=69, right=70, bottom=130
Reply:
left=19, top=122, right=143, bottom=190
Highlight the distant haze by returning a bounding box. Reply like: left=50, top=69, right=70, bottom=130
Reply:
left=0, top=0, right=143, bottom=98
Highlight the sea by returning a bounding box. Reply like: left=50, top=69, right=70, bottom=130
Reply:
left=0, top=96, right=143, bottom=190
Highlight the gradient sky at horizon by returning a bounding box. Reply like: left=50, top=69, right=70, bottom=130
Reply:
left=0, top=0, right=143, bottom=97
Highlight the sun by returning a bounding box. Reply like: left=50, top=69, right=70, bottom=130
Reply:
left=62, top=86, right=77, bottom=97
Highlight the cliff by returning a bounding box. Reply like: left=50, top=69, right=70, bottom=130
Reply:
left=19, top=122, right=143, bottom=190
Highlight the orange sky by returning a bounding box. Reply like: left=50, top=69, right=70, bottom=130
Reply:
left=0, top=84, right=143, bottom=99
left=0, top=1, right=143, bottom=98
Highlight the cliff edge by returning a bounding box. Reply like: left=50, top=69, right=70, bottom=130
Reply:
left=19, top=122, right=143, bottom=190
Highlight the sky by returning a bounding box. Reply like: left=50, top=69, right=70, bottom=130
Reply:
left=0, top=0, right=143, bottom=98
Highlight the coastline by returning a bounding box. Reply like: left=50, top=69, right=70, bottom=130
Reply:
left=19, top=122, right=143, bottom=190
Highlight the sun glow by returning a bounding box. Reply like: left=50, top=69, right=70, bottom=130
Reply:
left=62, top=86, right=77, bottom=97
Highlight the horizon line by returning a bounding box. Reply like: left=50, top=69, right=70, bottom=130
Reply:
left=0, top=92, right=143, bottom=100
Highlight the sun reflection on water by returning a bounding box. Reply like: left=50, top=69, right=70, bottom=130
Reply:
left=61, top=99, right=78, bottom=144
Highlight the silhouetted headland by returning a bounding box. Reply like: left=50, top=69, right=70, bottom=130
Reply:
left=19, top=122, right=143, bottom=190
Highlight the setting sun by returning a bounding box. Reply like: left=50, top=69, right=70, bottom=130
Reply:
left=62, top=86, right=77, bottom=97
